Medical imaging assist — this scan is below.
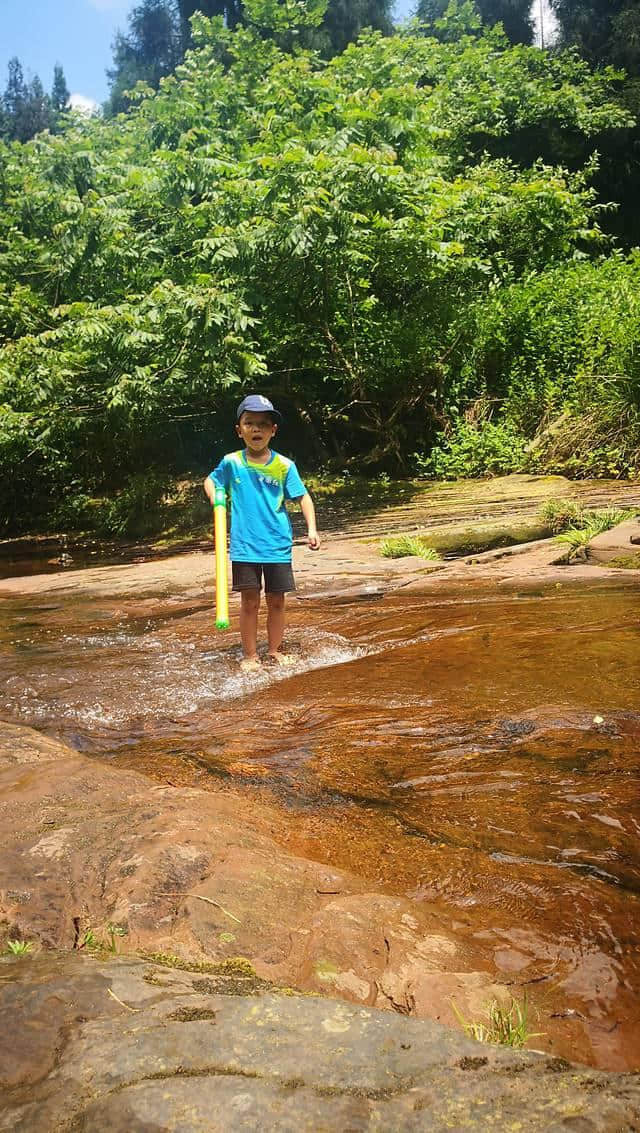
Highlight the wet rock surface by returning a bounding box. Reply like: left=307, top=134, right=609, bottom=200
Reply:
left=1, top=953, right=639, bottom=1133
left=0, top=724, right=511, bottom=1027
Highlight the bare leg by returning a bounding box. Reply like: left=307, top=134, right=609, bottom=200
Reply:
left=265, top=592, right=293, bottom=664
left=239, top=589, right=261, bottom=671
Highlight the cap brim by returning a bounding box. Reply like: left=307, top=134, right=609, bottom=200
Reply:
left=236, top=410, right=282, bottom=423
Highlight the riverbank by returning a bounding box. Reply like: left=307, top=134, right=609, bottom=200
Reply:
left=2, top=470, right=639, bottom=581
left=1, top=474, right=638, bottom=604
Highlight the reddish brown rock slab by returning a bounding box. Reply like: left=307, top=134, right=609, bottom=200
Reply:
left=0, top=724, right=508, bottom=1031
left=0, top=721, right=77, bottom=765
left=290, top=893, right=508, bottom=1026
left=1, top=954, right=639, bottom=1133
left=587, top=519, right=640, bottom=565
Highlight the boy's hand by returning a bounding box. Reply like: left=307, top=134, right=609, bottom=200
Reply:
left=299, top=494, right=320, bottom=549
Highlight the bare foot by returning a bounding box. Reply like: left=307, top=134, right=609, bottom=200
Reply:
left=239, top=656, right=261, bottom=673
left=266, top=651, right=295, bottom=667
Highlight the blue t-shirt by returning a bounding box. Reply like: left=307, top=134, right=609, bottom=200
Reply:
left=209, top=449, right=306, bottom=563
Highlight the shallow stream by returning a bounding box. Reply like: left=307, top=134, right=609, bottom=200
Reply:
left=1, top=575, right=638, bottom=1070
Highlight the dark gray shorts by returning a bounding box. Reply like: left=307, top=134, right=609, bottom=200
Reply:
left=231, top=561, right=296, bottom=593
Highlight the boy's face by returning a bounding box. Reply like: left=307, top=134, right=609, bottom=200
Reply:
left=236, top=411, right=277, bottom=454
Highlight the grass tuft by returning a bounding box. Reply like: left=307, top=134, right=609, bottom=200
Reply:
left=538, top=498, right=586, bottom=534
left=539, top=499, right=634, bottom=561
left=5, top=940, right=34, bottom=956
left=451, top=994, right=543, bottom=1049
left=380, top=534, right=439, bottom=560
left=555, top=508, right=633, bottom=560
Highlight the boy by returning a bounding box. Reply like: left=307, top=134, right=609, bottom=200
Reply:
left=204, top=394, right=320, bottom=672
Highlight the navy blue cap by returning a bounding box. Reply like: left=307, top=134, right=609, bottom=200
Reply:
left=236, top=394, right=282, bottom=423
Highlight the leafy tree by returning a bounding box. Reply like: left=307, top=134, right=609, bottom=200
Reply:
left=0, top=14, right=635, bottom=529
left=106, top=0, right=183, bottom=114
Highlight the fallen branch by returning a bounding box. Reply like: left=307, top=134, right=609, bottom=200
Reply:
left=107, top=988, right=140, bottom=1012
left=166, top=893, right=241, bottom=924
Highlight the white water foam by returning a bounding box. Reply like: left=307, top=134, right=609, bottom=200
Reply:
left=208, top=632, right=368, bottom=702
left=3, top=629, right=367, bottom=731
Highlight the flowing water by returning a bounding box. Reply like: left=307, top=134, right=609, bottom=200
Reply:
left=1, top=574, right=639, bottom=1070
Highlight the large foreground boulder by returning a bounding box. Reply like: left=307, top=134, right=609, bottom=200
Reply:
left=1, top=954, right=639, bottom=1132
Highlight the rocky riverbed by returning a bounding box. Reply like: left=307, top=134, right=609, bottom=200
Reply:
left=1, top=475, right=639, bottom=1129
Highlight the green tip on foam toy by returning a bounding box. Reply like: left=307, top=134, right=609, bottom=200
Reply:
left=214, top=487, right=230, bottom=630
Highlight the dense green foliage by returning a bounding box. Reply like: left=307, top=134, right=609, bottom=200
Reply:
left=422, top=253, right=640, bottom=479
left=0, top=6, right=639, bottom=533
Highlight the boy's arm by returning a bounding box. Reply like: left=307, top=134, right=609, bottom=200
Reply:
left=203, top=475, right=216, bottom=506
left=298, top=492, right=320, bottom=550
left=204, top=458, right=227, bottom=506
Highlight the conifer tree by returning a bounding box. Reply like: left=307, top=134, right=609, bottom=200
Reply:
left=549, top=1, right=640, bottom=245
left=179, top=0, right=392, bottom=53
left=550, top=1, right=640, bottom=71
left=51, top=64, right=70, bottom=114
left=21, top=75, right=52, bottom=139
left=1, top=58, right=54, bottom=142
left=106, top=0, right=182, bottom=114
left=320, top=0, right=394, bottom=55
left=476, top=0, right=533, bottom=42
left=178, top=0, right=242, bottom=36
left=3, top=57, right=28, bottom=135
left=417, top=0, right=534, bottom=44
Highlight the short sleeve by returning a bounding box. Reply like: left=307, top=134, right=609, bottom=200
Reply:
left=284, top=460, right=306, bottom=500
left=209, top=456, right=230, bottom=490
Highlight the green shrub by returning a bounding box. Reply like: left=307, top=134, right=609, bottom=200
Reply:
left=417, top=418, right=528, bottom=480
left=448, top=254, right=640, bottom=479
left=93, top=471, right=172, bottom=538
left=538, top=498, right=586, bottom=533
